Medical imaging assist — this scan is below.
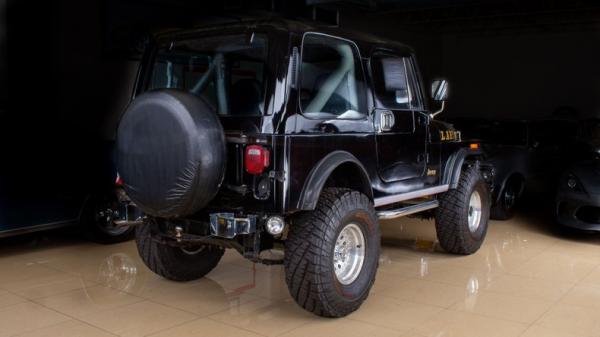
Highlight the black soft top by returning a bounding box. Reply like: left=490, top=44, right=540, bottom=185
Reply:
left=154, top=18, right=415, bottom=57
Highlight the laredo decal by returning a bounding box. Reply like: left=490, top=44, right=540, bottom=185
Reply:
left=439, top=130, right=461, bottom=142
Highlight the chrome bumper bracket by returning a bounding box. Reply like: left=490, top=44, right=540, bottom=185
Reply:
left=210, top=213, right=257, bottom=238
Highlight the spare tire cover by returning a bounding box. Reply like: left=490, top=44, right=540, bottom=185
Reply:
left=117, top=89, right=225, bottom=218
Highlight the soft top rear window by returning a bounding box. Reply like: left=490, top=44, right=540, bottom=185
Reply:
left=148, top=34, right=268, bottom=116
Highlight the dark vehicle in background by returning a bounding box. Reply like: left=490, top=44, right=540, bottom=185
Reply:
left=116, top=19, right=492, bottom=317
left=0, top=144, right=140, bottom=244
left=556, top=118, right=600, bottom=231
left=448, top=118, right=579, bottom=220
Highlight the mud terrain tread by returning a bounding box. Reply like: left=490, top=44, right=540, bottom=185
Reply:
left=435, top=164, right=490, bottom=255
left=284, top=188, right=379, bottom=317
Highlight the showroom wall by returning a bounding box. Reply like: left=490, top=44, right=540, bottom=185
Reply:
left=340, top=6, right=600, bottom=120
left=440, top=29, right=600, bottom=119
left=3, top=0, right=598, bottom=128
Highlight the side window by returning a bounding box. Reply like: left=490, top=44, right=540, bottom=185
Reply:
left=372, top=53, right=421, bottom=110
left=299, top=33, right=366, bottom=119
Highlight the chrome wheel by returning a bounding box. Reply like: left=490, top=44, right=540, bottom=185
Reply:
left=468, top=190, right=483, bottom=232
left=333, top=223, right=365, bottom=285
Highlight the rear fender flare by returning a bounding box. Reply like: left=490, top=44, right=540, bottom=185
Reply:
left=297, top=151, right=373, bottom=210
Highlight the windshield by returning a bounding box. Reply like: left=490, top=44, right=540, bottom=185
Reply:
left=148, top=34, right=268, bottom=116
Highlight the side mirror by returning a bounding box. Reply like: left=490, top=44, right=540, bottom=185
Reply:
left=431, top=79, right=449, bottom=102
left=429, top=79, right=449, bottom=119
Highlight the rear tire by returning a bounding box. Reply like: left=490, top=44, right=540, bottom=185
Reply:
left=284, top=188, right=380, bottom=317
left=135, top=220, right=224, bottom=281
left=436, top=164, right=490, bottom=255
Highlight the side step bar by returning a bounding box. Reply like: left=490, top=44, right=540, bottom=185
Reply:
left=373, top=184, right=449, bottom=207
left=377, top=200, right=439, bottom=220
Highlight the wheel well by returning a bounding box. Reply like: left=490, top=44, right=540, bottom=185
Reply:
left=504, top=173, right=525, bottom=196
left=324, top=162, right=373, bottom=201
left=445, top=150, right=483, bottom=189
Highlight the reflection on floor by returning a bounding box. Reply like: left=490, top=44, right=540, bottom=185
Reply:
left=1, top=213, right=600, bottom=337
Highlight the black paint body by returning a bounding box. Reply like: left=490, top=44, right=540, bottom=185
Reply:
left=133, top=19, right=473, bottom=218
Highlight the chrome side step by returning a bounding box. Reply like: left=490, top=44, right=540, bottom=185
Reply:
left=377, top=200, right=439, bottom=220
left=373, top=184, right=449, bottom=207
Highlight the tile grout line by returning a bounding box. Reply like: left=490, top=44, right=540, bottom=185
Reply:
left=205, top=316, right=270, bottom=337
left=27, top=284, right=150, bottom=336
left=6, top=297, right=121, bottom=337
left=139, top=315, right=203, bottom=337
left=2, top=276, right=101, bottom=303
left=345, top=301, right=445, bottom=334
left=515, top=262, right=600, bottom=337
left=56, top=293, right=200, bottom=337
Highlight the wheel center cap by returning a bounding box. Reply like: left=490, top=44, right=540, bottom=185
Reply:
left=333, top=223, right=366, bottom=285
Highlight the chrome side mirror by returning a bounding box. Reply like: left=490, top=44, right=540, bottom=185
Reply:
left=431, top=79, right=449, bottom=102
left=430, top=79, right=449, bottom=118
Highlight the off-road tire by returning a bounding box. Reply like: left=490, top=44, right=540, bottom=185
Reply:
left=284, top=188, right=380, bottom=317
left=436, top=164, right=490, bottom=255
left=135, top=221, right=224, bottom=281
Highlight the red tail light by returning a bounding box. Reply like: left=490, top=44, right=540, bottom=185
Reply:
left=115, top=173, right=124, bottom=187
left=244, top=145, right=270, bottom=175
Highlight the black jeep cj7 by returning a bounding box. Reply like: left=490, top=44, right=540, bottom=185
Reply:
left=117, top=19, right=491, bottom=317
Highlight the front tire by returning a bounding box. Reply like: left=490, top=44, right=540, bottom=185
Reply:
left=284, top=188, right=380, bottom=317
left=435, top=164, right=490, bottom=255
left=136, top=220, right=224, bottom=282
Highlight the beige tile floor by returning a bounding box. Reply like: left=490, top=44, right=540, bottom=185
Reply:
left=1, top=213, right=600, bottom=337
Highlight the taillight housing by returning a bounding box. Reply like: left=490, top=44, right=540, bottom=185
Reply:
left=244, top=145, right=270, bottom=175
left=115, top=173, right=124, bottom=187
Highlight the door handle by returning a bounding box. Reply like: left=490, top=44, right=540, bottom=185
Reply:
left=380, top=110, right=395, bottom=132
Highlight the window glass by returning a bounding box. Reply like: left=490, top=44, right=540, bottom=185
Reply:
left=149, top=34, right=268, bottom=116
left=299, top=34, right=366, bottom=119
left=405, top=59, right=423, bottom=110
left=372, top=54, right=419, bottom=110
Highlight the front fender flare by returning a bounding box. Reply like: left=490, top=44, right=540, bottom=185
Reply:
left=442, top=148, right=470, bottom=189
left=297, top=151, right=372, bottom=210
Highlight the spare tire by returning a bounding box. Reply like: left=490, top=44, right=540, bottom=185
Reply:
left=116, top=89, right=225, bottom=218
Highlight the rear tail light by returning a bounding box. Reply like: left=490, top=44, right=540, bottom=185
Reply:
left=115, top=173, right=124, bottom=187
left=244, top=145, right=270, bottom=175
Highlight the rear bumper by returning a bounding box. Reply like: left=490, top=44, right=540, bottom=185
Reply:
left=209, top=213, right=257, bottom=238
left=556, top=190, right=600, bottom=231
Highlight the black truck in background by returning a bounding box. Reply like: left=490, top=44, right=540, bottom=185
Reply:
left=448, top=117, right=580, bottom=219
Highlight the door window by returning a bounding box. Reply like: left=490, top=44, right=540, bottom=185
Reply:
left=299, top=33, right=367, bottom=119
left=371, top=54, right=421, bottom=110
